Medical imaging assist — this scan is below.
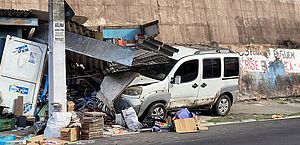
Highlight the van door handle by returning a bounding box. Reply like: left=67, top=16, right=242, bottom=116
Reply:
left=201, top=83, right=207, bottom=88
left=192, top=83, right=198, bottom=88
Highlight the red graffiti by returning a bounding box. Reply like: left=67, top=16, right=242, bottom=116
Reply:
left=283, top=61, right=294, bottom=72
left=242, top=59, right=260, bottom=71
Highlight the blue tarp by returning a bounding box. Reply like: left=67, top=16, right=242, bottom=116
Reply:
left=103, top=28, right=141, bottom=40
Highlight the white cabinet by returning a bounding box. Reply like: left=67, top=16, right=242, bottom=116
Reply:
left=0, top=36, right=47, bottom=116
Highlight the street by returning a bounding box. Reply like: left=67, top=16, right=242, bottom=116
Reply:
left=98, top=118, right=300, bottom=145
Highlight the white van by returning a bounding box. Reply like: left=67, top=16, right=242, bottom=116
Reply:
left=115, top=46, right=240, bottom=119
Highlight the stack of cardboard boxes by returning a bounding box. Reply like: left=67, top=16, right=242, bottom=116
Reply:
left=81, top=112, right=105, bottom=140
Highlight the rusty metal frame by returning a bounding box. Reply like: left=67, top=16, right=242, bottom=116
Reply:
left=0, top=17, right=38, bottom=26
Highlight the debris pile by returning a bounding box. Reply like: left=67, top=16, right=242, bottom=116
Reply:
left=0, top=2, right=211, bottom=144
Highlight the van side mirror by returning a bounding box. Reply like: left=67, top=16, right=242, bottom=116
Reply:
left=175, top=75, right=181, bottom=84
left=172, top=75, right=181, bottom=84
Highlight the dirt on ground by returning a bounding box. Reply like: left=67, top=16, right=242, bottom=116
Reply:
left=199, top=97, right=300, bottom=124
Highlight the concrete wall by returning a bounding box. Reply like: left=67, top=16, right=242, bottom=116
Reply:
left=1, top=0, right=300, bottom=45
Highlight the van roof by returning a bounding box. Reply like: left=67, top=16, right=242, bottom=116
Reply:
left=170, top=45, right=235, bottom=60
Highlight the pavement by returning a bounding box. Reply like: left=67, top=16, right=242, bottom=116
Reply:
left=230, top=98, right=300, bottom=114
left=94, top=118, right=300, bottom=145
left=199, top=98, right=300, bottom=125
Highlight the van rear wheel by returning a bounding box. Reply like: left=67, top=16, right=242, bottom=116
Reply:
left=214, top=94, right=231, bottom=116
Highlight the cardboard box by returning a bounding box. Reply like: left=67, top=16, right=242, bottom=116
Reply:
left=43, top=138, right=66, bottom=145
left=174, top=118, right=198, bottom=133
left=27, top=135, right=67, bottom=145
left=13, top=96, right=23, bottom=116
left=60, top=127, right=80, bottom=142
left=27, top=143, right=39, bottom=145
left=27, top=135, right=44, bottom=144
left=67, top=101, right=75, bottom=112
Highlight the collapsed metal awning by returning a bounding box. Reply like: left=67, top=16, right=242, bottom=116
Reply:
left=66, top=32, right=135, bottom=66
left=31, top=24, right=136, bottom=67
left=32, top=26, right=176, bottom=70
left=26, top=8, right=179, bottom=71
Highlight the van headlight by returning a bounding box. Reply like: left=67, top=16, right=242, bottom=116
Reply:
left=123, top=86, right=143, bottom=96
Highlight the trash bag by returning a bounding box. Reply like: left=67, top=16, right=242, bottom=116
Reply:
left=115, top=113, right=126, bottom=127
left=121, top=107, right=141, bottom=131
left=44, top=112, right=72, bottom=138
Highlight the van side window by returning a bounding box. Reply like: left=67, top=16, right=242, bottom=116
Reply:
left=224, top=57, right=239, bottom=77
left=174, top=59, right=199, bottom=83
left=203, top=58, right=221, bottom=79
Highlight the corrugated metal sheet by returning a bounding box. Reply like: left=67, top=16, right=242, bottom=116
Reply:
left=138, top=39, right=179, bottom=57
left=107, top=49, right=174, bottom=73
left=67, top=48, right=173, bottom=74
left=133, top=49, right=172, bottom=66
left=66, top=51, right=103, bottom=70
left=0, top=9, right=35, bottom=18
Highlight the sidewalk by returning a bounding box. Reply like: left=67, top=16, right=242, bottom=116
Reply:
left=200, top=98, right=300, bottom=125
left=231, top=98, right=300, bottom=114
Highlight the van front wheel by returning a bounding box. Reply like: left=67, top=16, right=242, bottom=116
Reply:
left=214, top=94, right=231, bottom=116
left=147, top=103, right=167, bottom=119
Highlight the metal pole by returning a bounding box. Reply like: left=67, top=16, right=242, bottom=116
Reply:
left=48, top=0, right=67, bottom=114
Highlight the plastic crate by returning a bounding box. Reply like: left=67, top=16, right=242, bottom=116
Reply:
left=0, top=118, right=15, bottom=131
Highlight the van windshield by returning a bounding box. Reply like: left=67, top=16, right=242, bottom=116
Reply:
left=138, top=62, right=176, bottom=81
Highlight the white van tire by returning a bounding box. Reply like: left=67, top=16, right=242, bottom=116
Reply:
left=214, top=94, right=231, bottom=116
left=147, top=103, right=167, bottom=119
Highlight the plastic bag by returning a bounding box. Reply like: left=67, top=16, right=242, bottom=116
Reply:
left=115, top=113, right=126, bottom=127
left=44, top=112, right=72, bottom=138
left=121, top=107, right=140, bottom=131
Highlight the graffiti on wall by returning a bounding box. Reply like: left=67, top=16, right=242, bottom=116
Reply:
left=240, top=48, right=300, bottom=73
left=269, top=49, right=300, bottom=73
left=239, top=48, right=300, bottom=99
